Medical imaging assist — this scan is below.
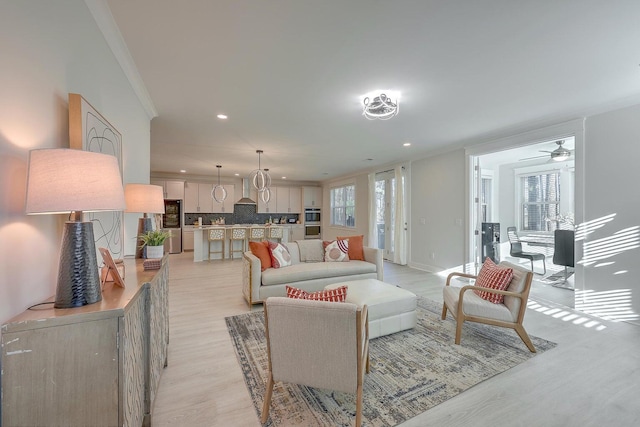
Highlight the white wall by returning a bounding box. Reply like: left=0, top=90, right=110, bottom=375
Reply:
left=0, top=1, right=150, bottom=322
left=582, top=104, right=640, bottom=324
left=410, top=149, right=466, bottom=271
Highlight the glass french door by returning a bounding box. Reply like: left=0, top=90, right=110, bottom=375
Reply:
left=375, top=171, right=396, bottom=261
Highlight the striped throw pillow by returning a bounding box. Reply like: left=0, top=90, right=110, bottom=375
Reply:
left=474, top=258, right=514, bottom=304
left=285, top=285, right=348, bottom=302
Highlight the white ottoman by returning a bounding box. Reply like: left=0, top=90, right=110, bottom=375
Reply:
left=325, top=279, right=417, bottom=338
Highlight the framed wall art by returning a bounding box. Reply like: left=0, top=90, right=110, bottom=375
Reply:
left=69, top=93, right=124, bottom=260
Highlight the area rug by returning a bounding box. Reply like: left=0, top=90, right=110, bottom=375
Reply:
left=225, top=297, right=556, bottom=426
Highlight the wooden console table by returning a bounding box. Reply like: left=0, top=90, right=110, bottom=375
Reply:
left=1, top=255, right=169, bottom=427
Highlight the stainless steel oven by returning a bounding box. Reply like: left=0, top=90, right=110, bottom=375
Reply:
left=305, top=208, right=321, bottom=224
left=304, top=224, right=321, bottom=239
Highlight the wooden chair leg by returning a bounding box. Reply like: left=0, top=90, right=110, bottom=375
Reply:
left=261, top=375, right=274, bottom=424
left=455, top=318, right=464, bottom=345
left=441, top=303, right=448, bottom=320
left=514, top=324, right=536, bottom=353
left=355, top=383, right=363, bottom=427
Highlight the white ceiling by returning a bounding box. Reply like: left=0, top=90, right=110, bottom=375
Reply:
left=105, top=0, right=640, bottom=182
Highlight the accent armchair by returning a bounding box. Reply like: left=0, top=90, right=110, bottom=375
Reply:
left=441, top=260, right=536, bottom=352
left=261, top=297, right=370, bottom=426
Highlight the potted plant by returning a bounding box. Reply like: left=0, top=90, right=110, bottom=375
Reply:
left=138, top=229, right=171, bottom=259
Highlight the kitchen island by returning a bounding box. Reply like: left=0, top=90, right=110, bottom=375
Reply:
left=193, top=225, right=293, bottom=262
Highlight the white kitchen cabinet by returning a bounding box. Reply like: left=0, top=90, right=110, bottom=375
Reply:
left=185, top=182, right=213, bottom=213
left=290, top=224, right=304, bottom=241
left=183, top=228, right=195, bottom=251
left=288, top=187, right=302, bottom=213
left=274, top=186, right=302, bottom=213
left=303, top=186, right=322, bottom=207
left=257, top=187, right=276, bottom=213
left=151, top=179, right=184, bottom=199
left=212, top=184, right=235, bottom=213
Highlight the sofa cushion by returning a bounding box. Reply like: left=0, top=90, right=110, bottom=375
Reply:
left=473, top=258, right=513, bottom=304
left=337, top=235, right=365, bottom=261
left=286, top=285, right=348, bottom=302
left=249, top=241, right=271, bottom=271
left=261, top=260, right=377, bottom=286
left=296, top=239, right=324, bottom=262
left=443, top=285, right=515, bottom=322
left=269, top=242, right=292, bottom=269
left=283, top=242, right=300, bottom=265
left=323, top=240, right=349, bottom=262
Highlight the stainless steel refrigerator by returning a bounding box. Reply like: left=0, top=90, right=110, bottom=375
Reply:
left=163, top=199, right=182, bottom=253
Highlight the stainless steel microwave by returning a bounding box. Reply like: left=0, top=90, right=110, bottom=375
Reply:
left=304, top=224, right=321, bottom=239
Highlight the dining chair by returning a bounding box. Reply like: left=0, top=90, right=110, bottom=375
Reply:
left=506, top=226, right=546, bottom=275
left=553, top=229, right=574, bottom=284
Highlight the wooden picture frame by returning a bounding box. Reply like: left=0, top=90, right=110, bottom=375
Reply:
left=99, top=248, right=125, bottom=288
left=69, top=93, right=124, bottom=261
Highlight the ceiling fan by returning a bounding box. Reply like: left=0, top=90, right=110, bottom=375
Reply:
left=519, top=140, right=572, bottom=162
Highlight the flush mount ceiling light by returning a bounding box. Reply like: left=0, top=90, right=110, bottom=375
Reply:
left=250, top=149, right=271, bottom=192
left=362, top=90, right=400, bottom=120
left=211, top=165, right=227, bottom=203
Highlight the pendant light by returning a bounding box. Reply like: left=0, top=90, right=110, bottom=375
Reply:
left=261, top=168, right=271, bottom=203
left=250, top=150, right=271, bottom=192
left=211, top=165, right=227, bottom=203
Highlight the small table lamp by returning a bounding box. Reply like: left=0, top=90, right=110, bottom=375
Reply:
left=25, top=148, right=126, bottom=308
left=124, top=184, right=165, bottom=258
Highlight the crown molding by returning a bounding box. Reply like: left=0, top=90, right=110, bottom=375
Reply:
left=85, top=0, right=158, bottom=120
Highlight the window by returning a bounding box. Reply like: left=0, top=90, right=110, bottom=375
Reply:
left=330, top=184, right=355, bottom=227
left=481, top=177, right=492, bottom=222
left=520, top=172, right=560, bottom=231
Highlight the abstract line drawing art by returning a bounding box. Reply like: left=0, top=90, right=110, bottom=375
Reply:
left=69, top=93, right=124, bottom=260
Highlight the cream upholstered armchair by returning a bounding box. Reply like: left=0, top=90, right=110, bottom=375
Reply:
left=441, top=260, right=536, bottom=352
left=261, top=297, right=369, bottom=427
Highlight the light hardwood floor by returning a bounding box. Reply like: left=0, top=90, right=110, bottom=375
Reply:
left=152, top=252, right=640, bottom=426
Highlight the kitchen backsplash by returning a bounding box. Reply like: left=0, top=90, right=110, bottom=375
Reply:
left=184, top=208, right=299, bottom=226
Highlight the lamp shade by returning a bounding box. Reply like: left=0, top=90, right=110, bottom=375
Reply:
left=25, top=148, right=125, bottom=214
left=125, top=184, right=165, bottom=214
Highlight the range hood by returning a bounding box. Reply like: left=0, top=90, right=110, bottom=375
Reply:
left=235, top=178, right=256, bottom=205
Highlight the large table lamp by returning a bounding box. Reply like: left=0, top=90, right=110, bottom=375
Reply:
left=124, top=183, right=165, bottom=258
left=25, top=148, right=126, bottom=308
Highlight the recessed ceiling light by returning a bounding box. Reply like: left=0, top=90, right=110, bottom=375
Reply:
left=403, top=142, right=411, bottom=147
left=180, top=169, right=186, bottom=173
left=282, top=176, right=287, bottom=179
left=234, top=173, right=239, bottom=176
left=217, top=114, right=228, bottom=119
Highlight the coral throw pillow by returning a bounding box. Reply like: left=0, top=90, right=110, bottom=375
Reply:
left=474, top=258, right=514, bottom=304
left=249, top=241, right=272, bottom=271
left=337, top=235, right=365, bottom=261
left=323, top=240, right=349, bottom=262
left=286, top=285, right=348, bottom=302
left=268, top=242, right=292, bottom=269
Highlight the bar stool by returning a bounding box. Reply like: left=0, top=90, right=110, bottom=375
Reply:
left=268, top=226, right=284, bottom=243
left=208, top=227, right=226, bottom=261
left=229, top=226, right=248, bottom=259
left=249, top=226, right=266, bottom=242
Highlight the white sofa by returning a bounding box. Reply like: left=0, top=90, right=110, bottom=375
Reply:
left=242, top=240, right=383, bottom=305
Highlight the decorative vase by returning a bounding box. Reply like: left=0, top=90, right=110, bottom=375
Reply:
left=146, top=245, right=164, bottom=259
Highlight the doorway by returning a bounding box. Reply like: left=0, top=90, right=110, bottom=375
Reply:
left=469, top=136, right=577, bottom=308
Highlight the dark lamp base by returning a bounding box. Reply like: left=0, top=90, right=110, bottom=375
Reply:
left=54, top=221, right=101, bottom=308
